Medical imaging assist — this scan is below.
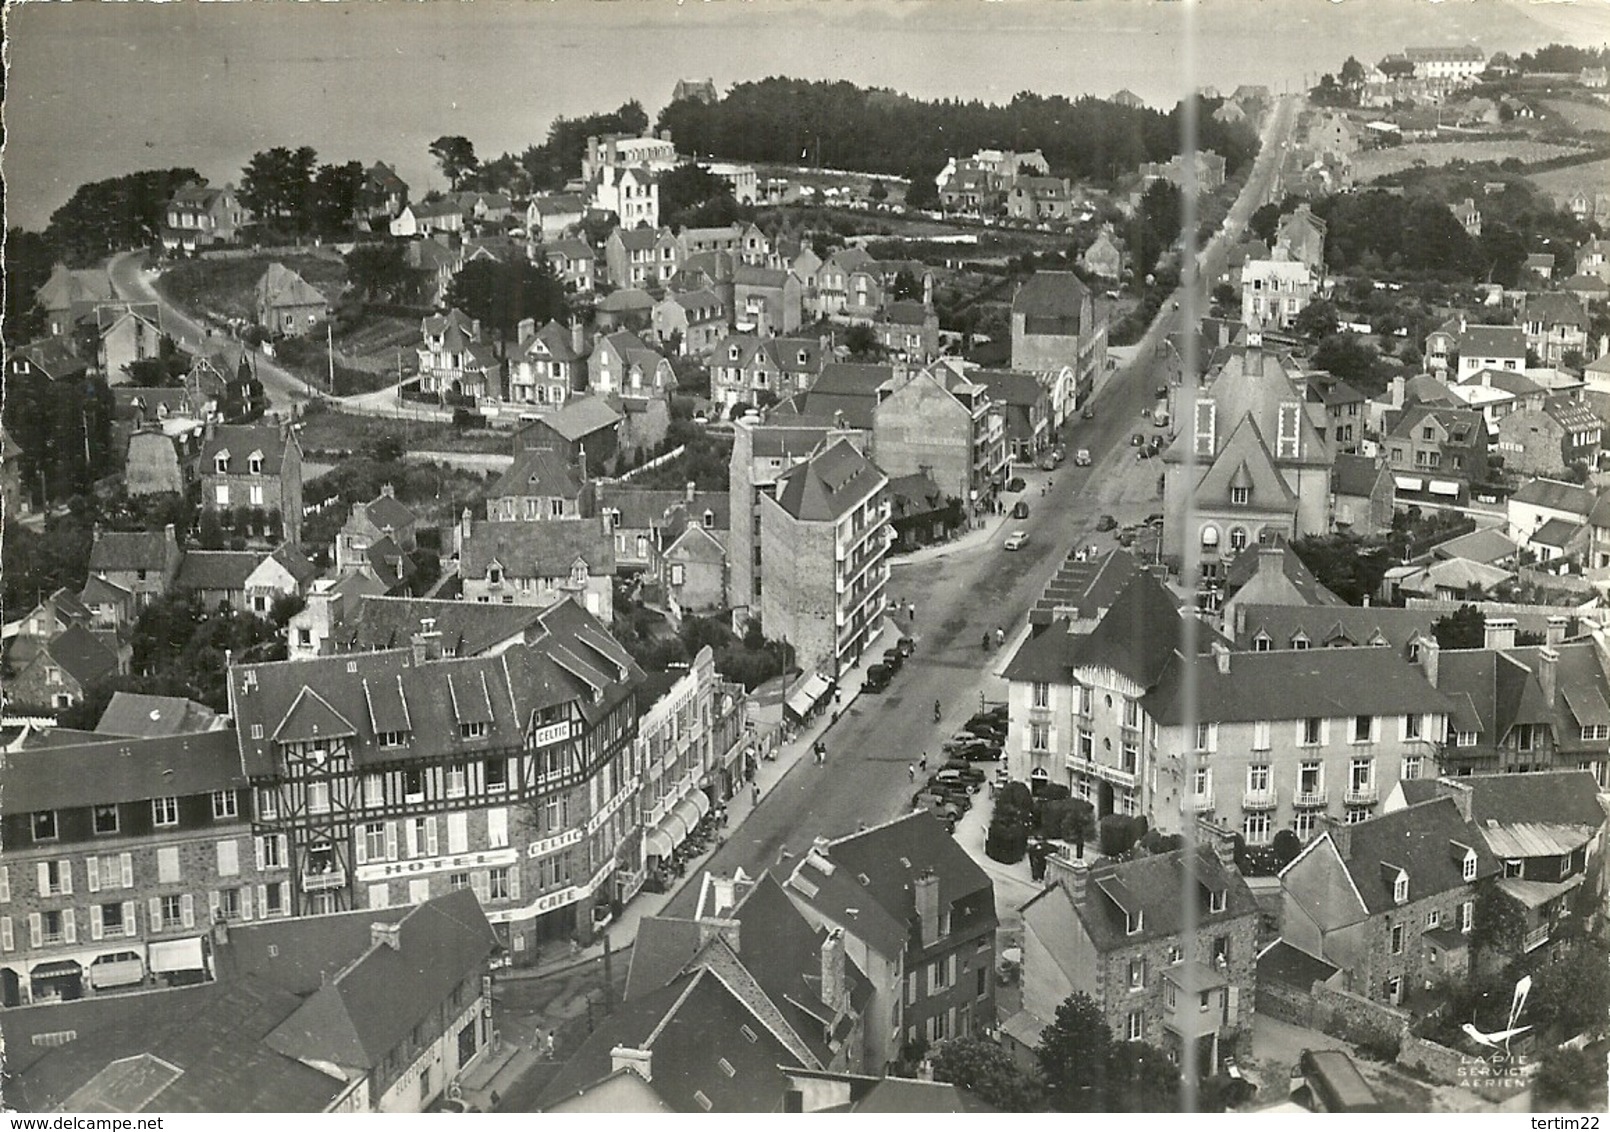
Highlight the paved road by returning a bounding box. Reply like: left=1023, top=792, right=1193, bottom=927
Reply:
left=108, top=249, right=321, bottom=409
left=659, top=100, right=1305, bottom=918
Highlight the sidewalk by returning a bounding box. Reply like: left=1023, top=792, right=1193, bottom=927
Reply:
left=498, top=613, right=907, bottom=985
left=891, top=465, right=1058, bottom=568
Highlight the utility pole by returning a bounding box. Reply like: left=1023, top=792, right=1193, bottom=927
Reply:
left=326, top=323, right=336, bottom=396
left=601, top=929, right=615, bottom=1011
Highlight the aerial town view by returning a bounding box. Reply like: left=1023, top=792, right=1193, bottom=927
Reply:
left=3, top=0, right=1610, bottom=1116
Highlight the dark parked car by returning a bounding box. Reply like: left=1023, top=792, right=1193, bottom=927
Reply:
left=864, top=664, right=892, bottom=693
left=945, top=739, right=1001, bottom=762
left=1012, top=500, right=1030, bottom=519
left=941, top=760, right=988, bottom=784
left=1096, top=514, right=1118, bottom=532
left=932, top=768, right=982, bottom=793
left=1130, top=432, right=1145, bottom=446
left=1145, top=512, right=1164, bottom=528
left=883, top=648, right=904, bottom=674
left=1005, top=476, right=1026, bottom=492
left=897, top=636, right=916, bottom=658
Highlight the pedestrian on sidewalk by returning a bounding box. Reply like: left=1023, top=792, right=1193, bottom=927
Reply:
left=908, top=763, right=917, bottom=781
left=919, top=753, right=927, bottom=773
left=753, top=781, right=762, bottom=805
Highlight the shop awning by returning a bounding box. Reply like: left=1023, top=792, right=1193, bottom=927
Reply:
left=784, top=673, right=833, bottom=720
left=1394, top=476, right=1424, bottom=492
left=644, top=828, right=675, bottom=859
left=1429, top=480, right=1461, bottom=497
left=29, top=960, right=82, bottom=979
left=148, top=937, right=205, bottom=974
left=673, top=796, right=706, bottom=832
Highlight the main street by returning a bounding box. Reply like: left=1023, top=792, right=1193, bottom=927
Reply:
left=661, top=97, right=1303, bottom=917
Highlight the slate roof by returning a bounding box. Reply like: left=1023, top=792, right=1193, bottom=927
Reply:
left=459, top=518, right=616, bottom=579
left=1531, top=518, right=1583, bottom=548
left=1432, top=527, right=1518, bottom=565
left=39, top=623, right=120, bottom=689
left=1333, top=453, right=1388, bottom=497
left=0, top=728, right=245, bottom=812
left=1256, top=939, right=1338, bottom=990
left=231, top=600, right=640, bottom=776
left=9, top=336, right=90, bottom=381
left=1025, top=846, right=1255, bottom=954
left=1432, top=640, right=1610, bottom=750
left=256, top=263, right=328, bottom=311
left=1007, top=571, right=1192, bottom=689
left=1457, top=769, right=1607, bottom=832
left=96, top=692, right=220, bottom=738
left=878, top=300, right=931, bottom=327
left=262, top=889, right=498, bottom=1071
left=1233, top=603, right=1435, bottom=656
left=89, top=528, right=178, bottom=573
left=1526, top=292, right=1586, bottom=328
left=521, top=319, right=590, bottom=364
left=1326, top=797, right=1499, bottom=915
left=1459, top=324, right=1527, bottom=359
left=530, top=395, right=624, bottom=442
left=200, top=424, right=294, bottom=476
left=1143, top=644, right=1453, bottom=725
left=977, top=369, right=1045, bottom=408
left=1224, top=543, right=1346, bottom=606
left=178, top=550, right=263, bottom=593
left=1386, top=404, right=1487, bottom=446
left=597, top=484, right=729, bottom=531
left=772, top=439, right=885, bottom=522
left=349, top=595, right=551, bottom=656
left=535, top=969, right=799, bottom=1112
left=490, top=447, right=585, bottom=501
left=1510, top=477, right=1596, bottom=515
left=1165, top=345, right=1329, bottom=468
left=1012, top=271, right=1091, bottom=325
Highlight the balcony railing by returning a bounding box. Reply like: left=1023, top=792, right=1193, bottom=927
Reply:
left=302, top=867, right=348, bottom=892
left=1242, top=790, right=1277, bottom=811
left=1344, top=785, right=1379, bottom=806
left=1182, top=791, right=1215, bottom=813
left=1522, top=924, right=1550, bottom=952
left=1066, top=755, right=1136, bottom=790
left=1294, top=789, right=1328, bottom=808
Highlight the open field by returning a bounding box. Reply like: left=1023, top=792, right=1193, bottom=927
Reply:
left=1353, top=139, right=1584, bottom=181
left=158, top=252, right=348, bottom=324
left=294, top=406, right=514, bottom=459
left=1540, top=97, right=1610, bottom=134
left=1529, top=156, right=1610, bottom=204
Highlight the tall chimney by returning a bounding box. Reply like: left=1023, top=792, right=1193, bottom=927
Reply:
left=1064, top=855, right=1090, bottom=902
left=1444, top=778, right=1475, bottom=823
left=572, top=318, right=587, bottom=357
left=1199, top=817, right=1235, bottom=868
left=516, top=317, right=536, bottom=344
left=370, top=921, right=402, bottom=951
left=1485, top=617, right=1517, bottom=651
left=686, top=481, right=696, bottom=504
left=913, top=870, right=941, bottom=948
left=1538, top=646, right=1559, bottom=708
left=1212, top=641, right=1231, bottom=675
left=1419, top=636, right=1440, bottom=687
left=1322, top=816, right=1351, bottom=860
left=1546, top=615, right=1568, bottom=647
left=819, top=927, right=846, bottom=1013
left=1257, top=545, right=1284, bottom=578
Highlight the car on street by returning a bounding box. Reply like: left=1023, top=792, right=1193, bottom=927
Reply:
left=1096, top=514, right=1117, bottom=531
left=940, top=760, right=988, bottom=784
left=1004, top=529, right=1030, bottom=550
left=1155, top=386, right=1168, bottom=400
left=882, top=648, right=904, bottom=674
left=1037, top=450, right=1061, bottom=471
left=931, top=769, right=981, bottom=794
left=1145, top=512, right=1164, bottom=527
left=1131, top=432, right=1145, bottom=446
left=1005, top=476, right=1026, bottom=492
left=896, top=635, right=916, bottom=658
left=864, top=664, right=892, bottom=693
left=1011, top=500, right=1030, bottom=519
left=1075, top=448, right=1091, bottom=466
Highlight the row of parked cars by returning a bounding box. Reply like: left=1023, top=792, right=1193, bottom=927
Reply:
left=863, top=635, right=917, bottom=694
left=914, top=705, right=1009, bottom=831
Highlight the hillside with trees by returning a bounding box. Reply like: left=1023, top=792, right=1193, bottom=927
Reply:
left=655, top=79, right=1259, bottom=195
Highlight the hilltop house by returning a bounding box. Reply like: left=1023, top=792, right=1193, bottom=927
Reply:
left=255, top=263, right=329, bottom=338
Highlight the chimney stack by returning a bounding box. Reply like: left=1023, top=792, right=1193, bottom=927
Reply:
left=1199, top=817, right=1235, bottom=868
left=1444, top=778, right=1475, bottom=823
left=611, top=1046, right=653, bottom=1082
left=1257, top=544, right=1284, bottom=578
left=1546, top=615, right=1568, bottom=647
left=517, top=317, right=536, bottom=344
left=1538, top=645, right=1559, bottom=708
left=1211, top=641, right=1231, bottom=675
left=697, top=917, right=742, bottom=953
left=572, top=318, right=587, bottom=357
left=686, top=481, right=697, bottom=504
left=819, top=927, right=846, bottom=1013
left=1485, top=617, right=1517, bottom=651
left=913, top=870, right=941, bottom=948
left=370, top=921, right=402, bottom=951
left=1063, top=855, right=1090, bottom=902
left=1322, top=815, right=1352, bottom=860
left=1419, top=635, right=1440, bottom=687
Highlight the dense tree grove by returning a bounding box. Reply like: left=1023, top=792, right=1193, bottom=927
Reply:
left=658, top=163, right=743, bottom=230
left=511, top=101, right=651, bottom=194
left=1, top=367, right=116, bottom=506
left=656, top=80, right=1258, bottom=193
left=44, top=168, right=200, bottom=265
left=4, top=227, right=56, bottom=342
left=443, top=258, right=570, bottom=345
left=238, top=147, right=374, bottom=238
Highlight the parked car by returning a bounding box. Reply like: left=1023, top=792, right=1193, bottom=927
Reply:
left=1075, top=448, right=1092, bottom=466
left=940, top=760, right=988, bottom=784
left=1012, top=501, right=1030, bottom=519
left=1118, top=529, right=1136, bottom=547
left=1005, top=529, right=1030, bottom=550
left=896, top=635, right=916, bottom=658
left=1005, top=476, right=1026, bottom=492
left=1130, top=432, right=1145, bottom=446
left=864, top=664, right=892, bottom=693
left=1145, top=512, right=1164, bottom=527
left=1154, top=385, right=1168, bottom=400
left=946, top=739, right=1002, bottom=762
left=932, top=768, right=982, bottom=794
left=883, top=648, right=904, bottom=674
left=1096, top=514, right=1118, bottom=531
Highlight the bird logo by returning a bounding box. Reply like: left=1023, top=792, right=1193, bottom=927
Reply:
left=1460, top=974, right=1532, bottom=1052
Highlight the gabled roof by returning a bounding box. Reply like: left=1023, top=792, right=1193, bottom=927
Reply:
left=89, top=528, right=178, bottom=573
left=1232, top=603, right=1435, bottom=656
left=1329, top=797, right=1498, bottom=915
left=976, top=369, right=1044, bottom=408
left=8, top=336, right=90, bottom=381
left=1165, top=345, right=1328, bottom=468
left=1455, top=769, right=1607, bottom=842
left=1386, top=403, right=1487, bottom=446
left=201, top=424, right=294, bottom=476
left=350, top=595, right=550, bottom=656
left=1525, top=291, right=1586, bottom=328
left=96, top=692, right=220, bottom=739
left=1026, top=846, right=1255, bottom=954
left=1459, top=324, right=1527, bottom=358
left=1510, top=477, right=1596, bottom=515
left=35, top=622, right=119, bottom=689
left=256, top=262, right=328, bottom=311
left=1011, top=271, right=1091, bottom=324
left=1530, top=517, right=1583, bottom=548
left=490, top=448, right=585, bottom=501
left=262, top=889, right=498, bottom=1070
left=1007, top=571, right=1192, bottom=688
left=1432, top=527, right=1518, bottom=565
left=527, top=395, right=623, bottom=442
left=771, top=439, right=885, bottom=522
left=459, top=519, right=616, bottom=579
left=1224, top=543, right=1346, bottom=607
left=1333, top=453, right=1389, bottom=497
left=177, top=550, right=263, bottom=593
left=521, top=319, right=589, bottom=364
left=0, top=728, right=244, bottom=812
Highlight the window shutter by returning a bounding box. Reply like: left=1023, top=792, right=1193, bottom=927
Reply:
left=257, top=886, right=269, bottom=918
left=59, top=860, right=72, bottom=896
left=180, top=893, right=195, bottom=929
left=240, top=886, right=253, bottom=921
left=29, top=913, right=43, bottom=948
left=91, top=904, right=104, bottom=941
left=507, top=866, right=521, bottom=902
left=123, top=902, right=137, bottom=937
left=218, top=841, right=240, bottom=877
left=472, top=870, right=491, bottom=905
left=385, top=823, right=399, bottom=861
left=121, top=853, right=134, bottom=888
left=87, top=858, right=100, bottom=893
left=448, top=813, right=469, bottom=855
left=949, top=953, right=958, bottom=986
left=0, top=865, right=10, bottom=903
left=906, top=971, right=917, bottom=1005
left=62, top=909, right=76, bottom=945
left=209, top=890, right=221, bottom=923
left=354, top=832, right=368, bottom=866
left=404, top=820, right=419, bottom=859
left=426, top=817, right=439, bottom=857
left=488, top=808, right=509, bottom=849
left=149, top=896, right=163, bottom=929
left=279, top=882, right=291, bottom=913
left=254, top=836, right=265, bottom=870
left=37, top=862, right=51, bottom=897
left=0, top=917, right=13, bottom=952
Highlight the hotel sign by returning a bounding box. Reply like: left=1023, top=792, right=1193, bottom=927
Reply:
left=531, top=722, right=570, bottom=748
left=526, top=828, right=583, bottom=860
left=355, top=847, right=518, bottom=884
left=587, top=777, right=640, bottom=834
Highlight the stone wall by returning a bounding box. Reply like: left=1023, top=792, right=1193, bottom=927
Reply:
left=1256, top=974, right=1316, bottom=1027
left=1310, top=975, right=1408, bottom=1056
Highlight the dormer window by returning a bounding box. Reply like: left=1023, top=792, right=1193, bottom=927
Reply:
left=1208, top=888, right=1227, bottom=914
left=1125, top=909, right=1144, bottom=935
left=1393, top=871, right=1409, bottom=904
left=1462, top=850, right=1477, bottom=882
left=214, top=451, right=230, bottom=474
left=460, top=721, right=488, bottom=740
left=1231, top=486, right=1250, bottom=506
left=571, top=561, right=587, bottom=585
left=248, top=454, right=263, bottom=475
left=487, top=564, right=503, bottom=585
left=703, top=509, right=715, bottom=528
